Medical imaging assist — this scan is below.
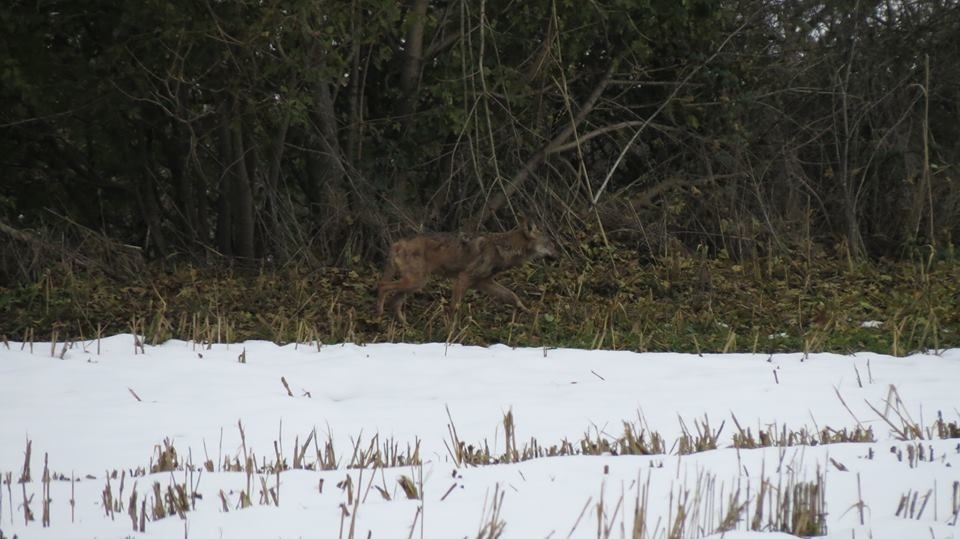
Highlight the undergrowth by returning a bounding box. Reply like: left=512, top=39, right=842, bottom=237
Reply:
left=1, top=246, right=958, bottom=354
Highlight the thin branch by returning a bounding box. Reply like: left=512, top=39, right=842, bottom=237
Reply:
left=468, top=57, right=619, bottom=229
left=592, top=14, right=755, bottom=204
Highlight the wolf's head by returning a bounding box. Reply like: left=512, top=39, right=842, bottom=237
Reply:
left=518, top=216, right=558, bottom=259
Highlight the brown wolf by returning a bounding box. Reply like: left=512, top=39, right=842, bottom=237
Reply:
left=376, top=217, right=557, bottom=322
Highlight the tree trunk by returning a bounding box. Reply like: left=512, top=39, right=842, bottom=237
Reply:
left=164, top=128, right=199, bottom=245
left=262, top=113, right=291, bottom=258
left=307, top=81, right=349, bottom=216
left=134, top=169, right=170, bottom=257
left=231, top=118, right=256, bottom=260
left=400, top=0, right=429, bottom=121
left=215, top=118, right=234, bottom=257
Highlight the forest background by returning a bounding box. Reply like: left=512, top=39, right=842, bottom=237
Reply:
left=1, top=0, right=958, bottom=352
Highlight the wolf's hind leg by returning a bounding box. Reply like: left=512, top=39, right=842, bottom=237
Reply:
left=385, top=293, right=408, bottom=324
left=377, top=276, right=425, bottom=321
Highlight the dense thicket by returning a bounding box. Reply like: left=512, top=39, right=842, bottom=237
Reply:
left=2, top=0, right=958, bottom=285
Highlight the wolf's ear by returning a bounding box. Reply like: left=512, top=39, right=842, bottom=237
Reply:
left=517, top=215, right=533, bottom=233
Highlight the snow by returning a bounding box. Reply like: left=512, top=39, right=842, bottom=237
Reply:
left=1, top=334, right=959, bottom=538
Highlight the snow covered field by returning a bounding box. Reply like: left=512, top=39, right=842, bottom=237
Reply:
left=1, top=335, right=959, bottom=538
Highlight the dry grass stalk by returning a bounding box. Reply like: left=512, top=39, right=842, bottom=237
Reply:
left=337, top=474, right=355, bottom=506
left=21, top=480, right=34, bottom=525
left=359, top=466, right=381, bottom=504
left=129, top=318, right=145, bottom=355
left=676, top=415, right=723, bottom=455
left=852, top=473, right=866, bottom=525
left=337, top=502, right=350, bottom=539
left=439, top=482, right=457, bottom=502
left=202, top=438, right=215, bottom=472
left=351, top=435, right=423, bottom=469
left=41, top=453, right=50, bottom=527
left=116, top=470, right=126, bottom=514
left=293, top=429, right=316, bottom=469
left=865, top=385, right=923, bottom=440
left=4, top=472, right=13, bottom=524
left=502, top=409, right=518, bottom=464
left=444, top=405, right=466, bottom=467
left=151, top=438, right=179, bottom=473
left=932, top=411, right=960, bottom=439
left=895, top=488, right=933, bottom=520
left=782, top=472, right=826, bottom=535
left=19, top=439, right=32, bottom=483
left=950, top=481, right=959, bottom=526
left=715, top=482, right=746, bottom=533
left=138, top=498, right=146, bottom=531
left=819, top=425, right=875, bottom=444
left=151, top=482, right=165, bottom=519
left=630, top=473, right=650, bottom=539
left=749, top=460, right=767, bottom=531
left=375, top=483, right=393, bottom=501
left=557, top=495, right=592, bottom=538
left=317, top=430, right=339, bottom=470
left=236, top=420, right=251, bottom=499
left=734, top=411, right=874, bottom=449
left=597, top=481, right=626, bottom=539
left=128, top=484, right=139, bottom=531
left=238, top=489, right=252, bottom=510
left=596, top=482, right=607, bottom=538
left=271, top=439, right=288, bottom=473
left=347, top=432, right=374, bottom=469
left=745, top=462, right=828, bottom=535
left=618, top=416, right=666, bottom=455
left=666, top=485, right=689, bottom=539
left=405, top=506, right=422, bottom=539
left=166, top=481, right=190, bottom=518
left=730, top=413, right=759, bottom=449
left=69, top=472, right=75, bottom=523
left=475, top=483, right=506, bottom=539
left=20, top=327, right=34, bottom=353
left=187, top=468, right=200, bottom=511
left=258, top=476, right=279, bottom=506
left=397, top=475, right=420, bottom=500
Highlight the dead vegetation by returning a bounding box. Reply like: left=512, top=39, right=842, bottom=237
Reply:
left=2, top=402, right=958, bottom=538
left=3, top=249, right=959, bottom=356
left=2, top=357, right=958, bottom=537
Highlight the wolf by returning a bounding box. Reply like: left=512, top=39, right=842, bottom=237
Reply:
left=376, top=217, right=557, bottom=322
